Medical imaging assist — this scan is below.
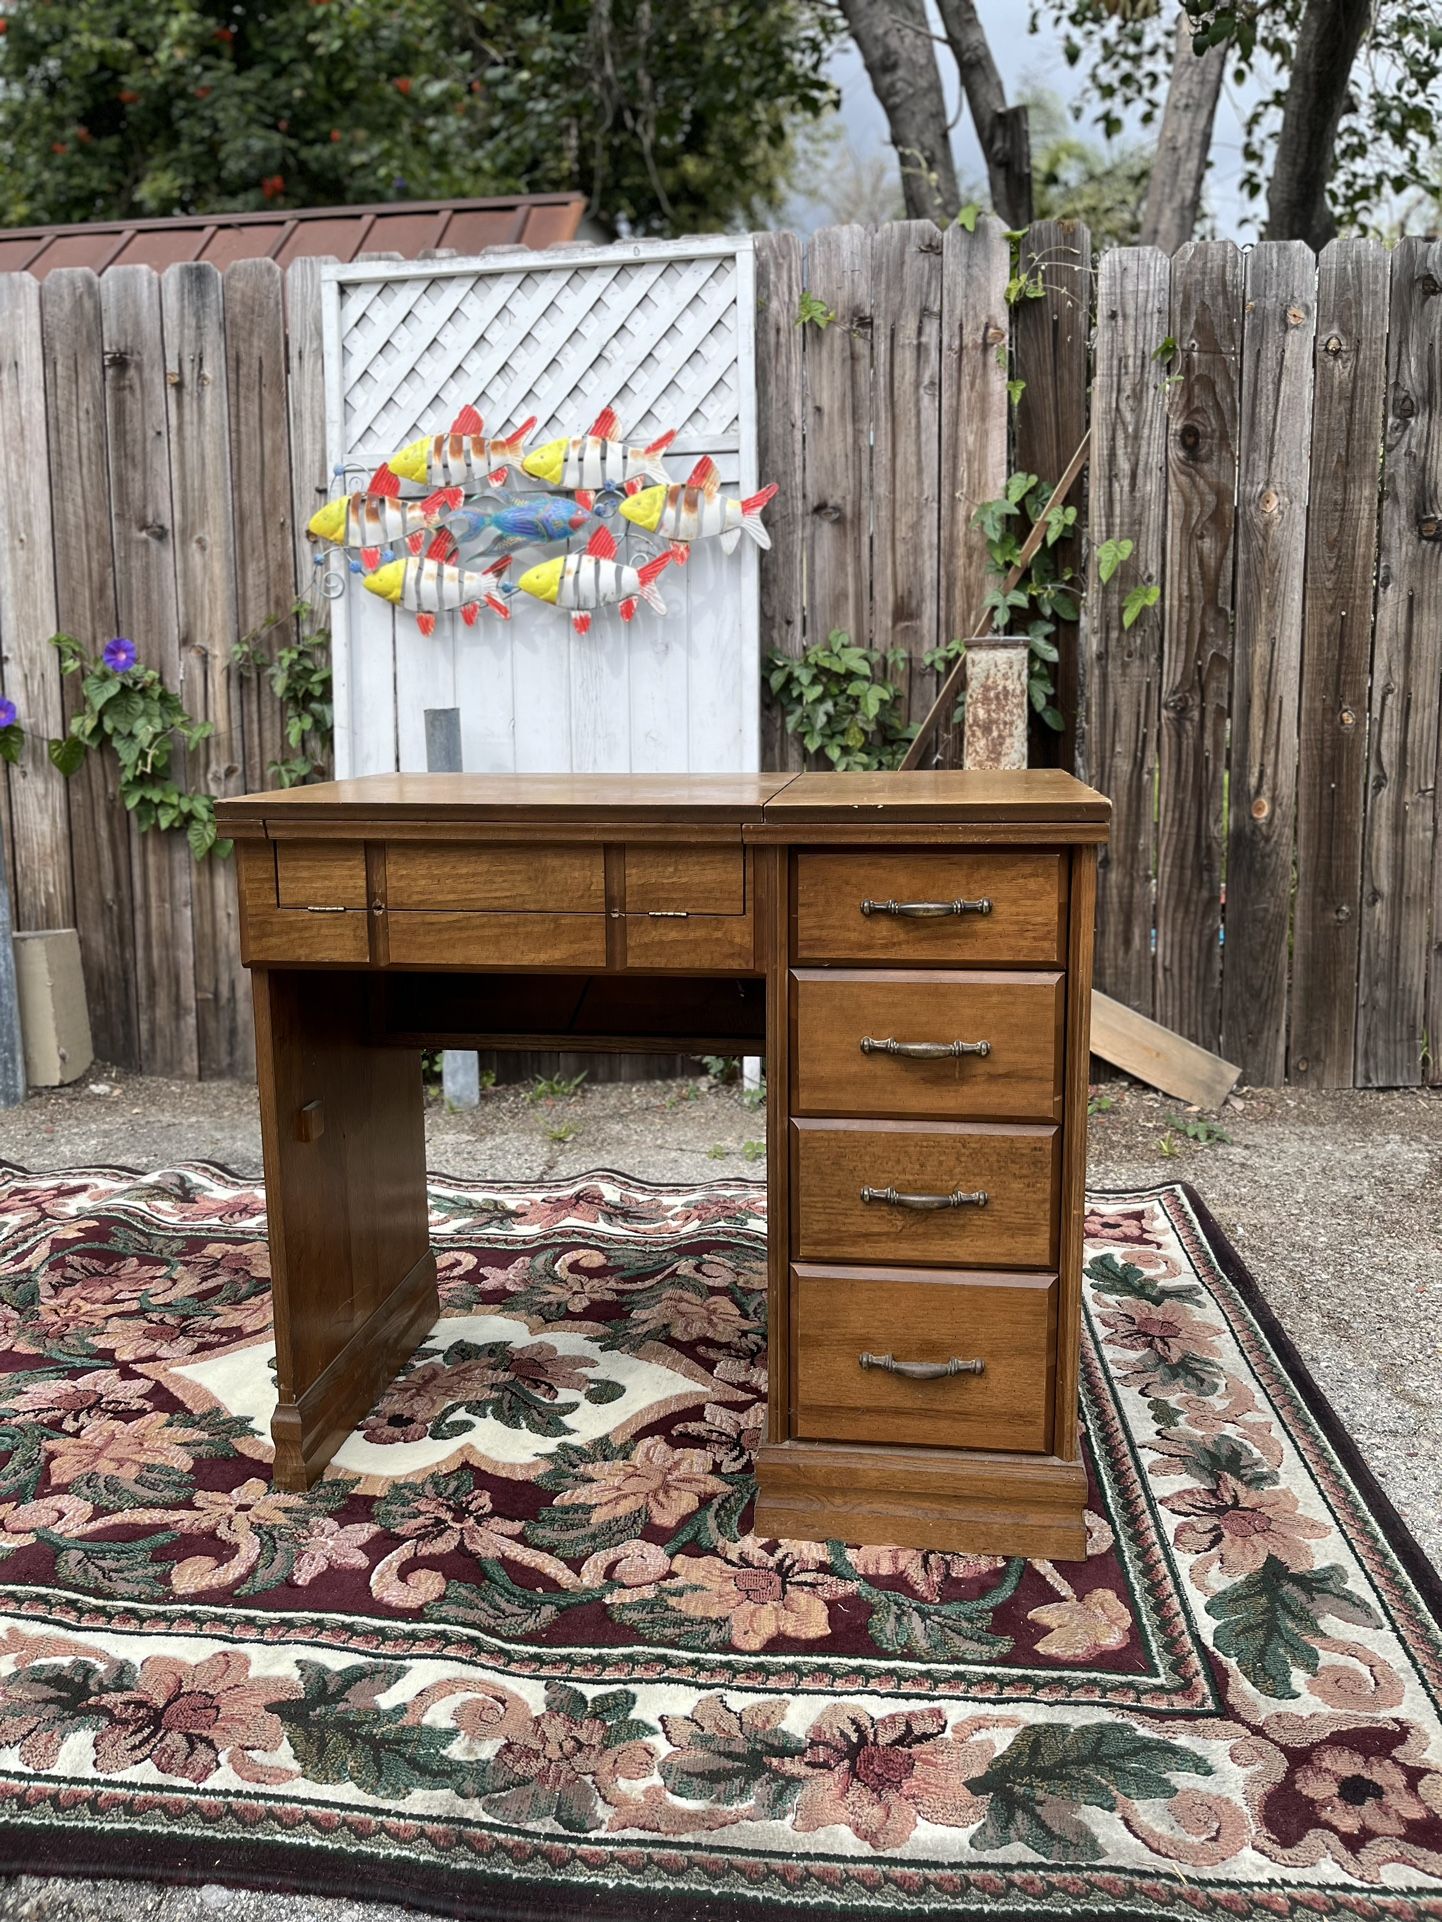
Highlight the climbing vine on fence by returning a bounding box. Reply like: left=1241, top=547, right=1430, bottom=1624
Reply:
left=47, top=635, right=232, bottom=861
left=765, top=633, right=917, bottom=770
left=972, top=472, right=1078, bottom=733
left=232, top=599, right=333, bottom=788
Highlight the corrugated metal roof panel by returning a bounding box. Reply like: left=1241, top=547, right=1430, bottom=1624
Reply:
left=0, top=196, right=585, bottom=278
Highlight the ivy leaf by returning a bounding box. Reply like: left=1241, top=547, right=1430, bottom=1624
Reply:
left=1096, top=537, right=1134, bottom=585
left=1206, top=1556, right=1380, bottom=1699
left=954, top=202, right=981, bottom=232
left=48, top=733, right=87, bottom=777
left=1007, top=378, right=1026, bottom=405
left=795, top=291, right=834, bottom=330
left=1123, top=582, right=1161, bottom=629
left=187, top=814, right=217, bottom=861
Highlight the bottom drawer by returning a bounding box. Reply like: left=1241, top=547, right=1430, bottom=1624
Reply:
left=791, top=1263, right=1056, bottom=1453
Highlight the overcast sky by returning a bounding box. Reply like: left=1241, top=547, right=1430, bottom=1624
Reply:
left=798, top=1, right=1259, bottom=238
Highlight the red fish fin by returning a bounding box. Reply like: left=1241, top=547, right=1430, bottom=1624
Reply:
left=426, top=528, right=455, bottom=563
left=644, top=428, right=677, bottom=456
left=407, top=530, right=425, bottom=556
left=624, top=477, right=643, bottom=496
left=637, top=551, right=673, bottom=587
left=368, top=462, right=400, bottom=497
left=421, top=486, right=462, bottom=520
left=360, top=546, right=382, bottom=572
left=451, top=403, right=483, bottom=435
left=482, top=554, right=511, bottom=579
left=686, top=455, right=718, bottom=494
left=573, top=488, right=594, bottom=512
left=571, top=611, right=592, bottom=636
left=502, top=415, right=537, bottom=449
left=416, top=612, right=436, bottom=638
left=460, top=602, right=480, bottom=627
left=485, top=594, right=511, bottom=620
left=742, top=482, right=779, bottom=516
left=487, top=466, right=510, bottom=486
left=671, top=540, right=690, bottom=565
left=587, top=406, right=619, bottom=441
left=618, top=596, right=639, bottom=623
left=585, top=523, right=618, bottom=562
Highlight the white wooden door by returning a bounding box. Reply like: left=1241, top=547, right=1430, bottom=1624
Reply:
left=321, top=236, right=759, bottom=778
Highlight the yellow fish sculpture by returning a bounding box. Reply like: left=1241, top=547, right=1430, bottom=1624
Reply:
left=387, top=404, right=536, bottom=492
left=620, top=455, right=776, bottom=561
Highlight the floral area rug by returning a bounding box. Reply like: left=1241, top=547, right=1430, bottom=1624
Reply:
left=0, top=1163, right=1439, bottom=1921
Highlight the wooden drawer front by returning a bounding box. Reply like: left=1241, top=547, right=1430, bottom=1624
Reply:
left=626, top=842, right=745, bottom=914
left=244, top=909, right=370, bottom=966
left=792, top=970, right=1063, bottom=1121
left=792, top=1264, right=1056, bottom=1452
left=795, top=849, right=1063, bottom=965
left=792, top=1120, right=1058, bottom=1268
left=275, top=841, right=368, bottom=909
left=387, top=843, right=604, bottom=912
left=386, top=911, right=606, bottom=970
left=624, top=911, right=755, bottom=972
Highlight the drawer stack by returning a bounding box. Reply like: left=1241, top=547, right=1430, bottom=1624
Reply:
left=756, top=837, right=1096, bottom=1559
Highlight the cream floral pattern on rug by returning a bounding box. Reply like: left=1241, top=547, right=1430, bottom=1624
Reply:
left=0, top=1163, right=1438, bottom=1920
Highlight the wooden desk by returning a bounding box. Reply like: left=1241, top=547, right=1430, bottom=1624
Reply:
left=219, top=770, right=1109, bottom=1558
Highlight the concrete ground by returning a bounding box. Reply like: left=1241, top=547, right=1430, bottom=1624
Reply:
left=2, top=1066, right=1439, bottom=1922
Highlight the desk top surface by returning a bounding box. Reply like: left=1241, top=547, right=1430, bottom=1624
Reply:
left=218, top=769, right=1108, bottom=834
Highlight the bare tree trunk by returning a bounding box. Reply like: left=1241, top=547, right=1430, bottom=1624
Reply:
left=1139, top=10, right=1226, bottom=254
left=1265, top=0, right=1372, bottom=249
left=934, top=0, right=1033, bottom=226
left=839, top=0, right=960, bottom=224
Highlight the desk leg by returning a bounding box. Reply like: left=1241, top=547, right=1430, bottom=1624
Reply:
left=253, top=968, right=436, bottom=1490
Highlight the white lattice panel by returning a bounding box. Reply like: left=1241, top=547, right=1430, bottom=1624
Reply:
left=320, top=237, right=758, bottom=780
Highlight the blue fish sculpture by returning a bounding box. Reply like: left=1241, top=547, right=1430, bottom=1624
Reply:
left=447, top=487, right=619, bottom=557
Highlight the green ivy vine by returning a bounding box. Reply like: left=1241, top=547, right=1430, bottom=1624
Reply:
left=232, top=598, right=333, bottom=788
left=765, top=632, right=917, bottom=771
left=972, top=471, right=1079, bottom=732
left=47, top=635, right=232, bottom=861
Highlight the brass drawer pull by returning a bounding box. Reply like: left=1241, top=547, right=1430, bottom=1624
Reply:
left=860, top=897, right=991, bottom=918
left=860, top=1185, right=989, bottom=1210
left=859, top=1036, right=992, bottom=1059
left=859, top=1351, right=985, bottom=1381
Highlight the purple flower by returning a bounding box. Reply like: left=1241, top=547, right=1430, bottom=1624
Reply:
left=103, top=637, right=137, bottom=674
left=0, top=698, right=15, bottom=730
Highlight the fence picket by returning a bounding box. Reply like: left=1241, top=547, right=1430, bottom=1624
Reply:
left=40, top=268, right=141, bottom=1070
left=226, top=258, right=295, bottom=790
left=1290, top=240, right=1389, bottom=1087
left=937, top=217, right=1010, bottom=766
left=1155, top=241, right=1242, bottom=1046
left=1085, top=247, right=1170, bottom=1017
left=286, top=255, right=334, bottom=669
left=802, top=226, right=872, bottom=651
left=1221, top=242, right=1317, bottom=1085
left=1359, top=238, right=1442, bottom=1087
left=1011, top=218, right=1091, bottom=766
left=162, top=262, right=250, bottom=1080
left=100, top=265, right=198, bottom=1080
left=871, top=221, right=942, bottom=720
left=755, top=231, right=805, bottom=771
left=0, top=273, right=72, bottom=932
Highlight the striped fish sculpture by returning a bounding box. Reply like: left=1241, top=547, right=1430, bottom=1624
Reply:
left=307, top=463, right=462, bottom=572
left=619, top=456, right=777, bottom=560
left=445, top=487, right=615, bottom=558
left=387, top=404, right=537, bottom=491
left=516, top=523, right=672, bottom=636
left=522, top=405, right=675, bottom=494
left=362, top=531, right=511, bottom=636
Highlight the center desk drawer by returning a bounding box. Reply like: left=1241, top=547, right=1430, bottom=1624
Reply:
left=792, top=1264, right=1056, bottom=1452
left=386, top=842, right=604, bottom=912
left=386, top=911, right=606, bottom=969
left=795, top=849, right=1063, bottom=965
left=792, top=1119, right=1058, bottom=1267
left=792, top=969, right=1063, bottom=1121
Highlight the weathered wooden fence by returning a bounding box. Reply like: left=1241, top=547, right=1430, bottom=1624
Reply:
left=2, top=221, right=1439, bottom=1089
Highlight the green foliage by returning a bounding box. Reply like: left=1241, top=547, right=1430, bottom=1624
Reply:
left=795, top=291, right=835, bottom=329
left=0, top=0, right=839, bottom=237
left=233, top=599, right=332, bottom=788
left=1165, top=1111, right=1231, bottom=1146
left=527, top=1070, right=588, bottom=1103
left=1033, top=1, right=1442, bottom=240
left=740, top=1139, right=765, bottom=1163
left=1028, top=88, right=1154, bottom=250
left=1095, top=537, right=1133, bottom=586
left=765, top=632, right=917, bottom=771
left=0, top=719, right=23, bottom=768
left=1123, top=581, right=1162, bottom=629
left=1093, top=533, right=1161, bottom=631
left=971, top=473, right=1079, bottom=732
left=47, top=634, right=232, bottom=861
left=954, top=202, right=982, bottom=231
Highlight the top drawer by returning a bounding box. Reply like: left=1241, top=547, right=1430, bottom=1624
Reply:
left=795, top=849, right=1064, bottom=965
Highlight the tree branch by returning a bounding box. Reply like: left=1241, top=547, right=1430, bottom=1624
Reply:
left=934, top=0, right=1033, bottom=225
left=1264, top=0, right=1373, bottom=249
left=1138, top=9, right=1226, bottom=253
left=838, top=0, right=960, bottom=223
